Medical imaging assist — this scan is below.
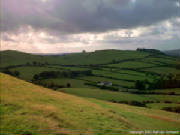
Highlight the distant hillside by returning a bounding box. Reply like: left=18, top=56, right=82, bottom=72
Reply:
left=1, top=73, right=180, bottom=135
left=0, top=49, right=174, bottom=67
left=164, top=49, right=180, bottom=57
left=32, top=52, right=76, bottom=56
left=0, top=50, right=45, bottom=67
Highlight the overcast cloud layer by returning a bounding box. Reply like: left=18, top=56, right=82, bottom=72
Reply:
left=1, top=0, right=180, bottom=53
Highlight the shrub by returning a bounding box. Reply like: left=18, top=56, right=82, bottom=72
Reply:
left=33, top=74, right=39, bottom=80
left=135, top=80, right=146, bottom=90
left=168, top=92, right=175, bottom=95
left=129, top=101, right=146, bottom=107
left=14, top=71, right=20, bottom=77
left=118, top=101, right=129, bottom=104
left=2, top=69, right=20, bottom=77
left=164, top=101, right=172, bottom=104
left=115, top=100, right=146, bottom=107
left=66, top=83, right=71, bottom=88
left=162, top=107, right=180, bottom=113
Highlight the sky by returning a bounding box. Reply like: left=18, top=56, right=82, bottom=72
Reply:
left=1, top=0, right=180, bottom=53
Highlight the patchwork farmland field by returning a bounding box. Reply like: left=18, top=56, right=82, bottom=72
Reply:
left=59, top=88, right=180, bottom=104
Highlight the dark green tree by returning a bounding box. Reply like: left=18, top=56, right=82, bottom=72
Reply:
left=67, top=83, right=71, bottom=88
left=14, top=71, right=20, bottom=77
left=135, top=80, right=146, bottom=90
left=33, top=74, right=39, bottom=80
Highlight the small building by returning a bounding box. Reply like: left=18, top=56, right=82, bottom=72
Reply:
left=97, top=81, right=112, bottom=86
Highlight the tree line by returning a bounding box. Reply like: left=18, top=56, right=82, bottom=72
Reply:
left=135, top=73, right=180, bottom=90
left=33, top=70, right=93, bottom=81
left=33, top=81, right=71, bottom=90
left=1, top=69, right=20, bottom=77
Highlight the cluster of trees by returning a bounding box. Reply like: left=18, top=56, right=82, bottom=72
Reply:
left=26, top=61, right=49, bottom=66
left=176, top=64, right=180, bottom=70
left=135, top=80, right=147, bottom=90
left=136, top=48, right=162, bottom=54
left=162, top=106, right=180, bottom=113
left=111, top=100, right=178, bottom=108
left=33, top=81, right=71, bottom=90
left=111, top=100, right=146, bottom=107
left=1, top=69, right=20, bottom=77
left=33, top=70, right=92, bottom=81
left=129, top=91, right=178, bottom=95
left=0, top=61, right=50, bottom=70
left=135, top=73, right=180, bottom=90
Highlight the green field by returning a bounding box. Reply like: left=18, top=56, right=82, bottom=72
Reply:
left=141, top=57, right=179, bottom=65
left=60, top=88, right=148, bottom=102
left=59, top=88, right=180, bottom=104
left=93, top=69, right=150, bottom=81
left=141, top=67, right=179, bottom=74
left=46, top=65, right=90, bottom=71
left=142, top=88, right=180, bottom=95
left=10, top=66, right=63, bottom=81
left=1, top=73, right=180, bottom=135
left=108, top=61, right=156, bottom=69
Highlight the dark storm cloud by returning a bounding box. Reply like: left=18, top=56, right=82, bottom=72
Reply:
left=1, top=0, right=179, bottom=35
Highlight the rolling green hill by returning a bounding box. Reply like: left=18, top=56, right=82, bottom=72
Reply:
left=0, top=50, right=45, bottom=67
left=0, top=49, right=169, bottom=67
left=1, top=73, right=180, bottom=135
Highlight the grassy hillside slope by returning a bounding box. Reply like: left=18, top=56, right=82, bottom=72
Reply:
left=0, top=50, right=154, bottom=67
left=0, top=73, right=180, bottom=135
left=0, top=50, right=45, bottom=67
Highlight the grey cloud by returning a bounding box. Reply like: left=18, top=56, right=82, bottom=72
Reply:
left=1, top=0, right=179, bottom=35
